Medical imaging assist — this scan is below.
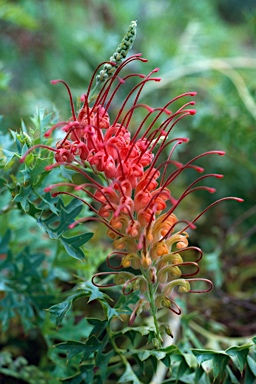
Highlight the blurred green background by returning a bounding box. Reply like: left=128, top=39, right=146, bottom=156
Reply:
left=0, top=0, right=256, bottom=381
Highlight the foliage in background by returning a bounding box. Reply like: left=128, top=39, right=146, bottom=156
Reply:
left=1, top=0, right=256, bottom=383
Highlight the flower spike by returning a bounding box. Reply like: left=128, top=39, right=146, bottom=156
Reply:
left=22, top=26, right=243, bottom=344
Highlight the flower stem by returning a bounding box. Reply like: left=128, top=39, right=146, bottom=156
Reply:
left=148, top=280, right=163, bottom=347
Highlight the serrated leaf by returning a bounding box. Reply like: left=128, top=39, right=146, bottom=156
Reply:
left=13, top=184, right=58, bottom=216
left=80, top=281, right=106, bottom=302
left=95, top=349, right=115, bottom=382
left=47, top=282, right=116, bottom=327
left=47, top=291, right=89, bottom=327
left=56, top=335, right=103, bottom=362
left=14, top=185, right=32, bottom=211
left=201, top=359, right=213, bottom=375
left=40, top=112, right=53, bottom=131
left=36, top=192, right=59, bottom=214
left=109, top=305, right=120, bottom=320
left=38, top=198, right=83, bottom=238
left=80, top=282, right=119, bottom=320
left=56, top=340, right=88, bottom=362
left=47, top=299, right=73, bottom=327
left=87, top=318, right=108, bottom=331
left=59, top=232, right=93, bottom=260
left=29, top=157, right=51, bottom=184
left=62, top=365, right=94, bottom=384
left=87, top=318, right=108, bottom=337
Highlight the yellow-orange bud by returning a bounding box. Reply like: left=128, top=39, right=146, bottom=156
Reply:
left=121, top=253, right=141, bottom=269
left=140, top=252, right=152, bottom=268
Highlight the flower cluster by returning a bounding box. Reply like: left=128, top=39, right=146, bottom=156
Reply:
left=21, top=24, right=243, bottom=343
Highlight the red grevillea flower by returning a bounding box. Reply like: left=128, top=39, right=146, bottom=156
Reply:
left=21, top=29, right=243, bottom=342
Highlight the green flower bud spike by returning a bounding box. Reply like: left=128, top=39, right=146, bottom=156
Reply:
left=89, top=20, right=137, bottom=102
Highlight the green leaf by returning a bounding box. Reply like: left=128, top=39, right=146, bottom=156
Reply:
left=159, top=344, right=183, bottom=354
left=56, top=340, right=88, bottom=362
left=121, top=325, right=156, bottom=337
left=192, top=349, right=230, bottom=380
left=56, top=335, right=103, bottom=362
left=192, top=349, right=220, bottom=365
left=14, top=185, right=33, bottom=211
left=59, top=232, right=93, bottom=261
left=194, top=365, right=205, bottom=384
left=137, top=350, right=166, bottom=362
left=176, top=356, right=190, bottom=381
left=226, top=365, right=240, bottom=384
left=62, top=364, right=94, bottom=384
left=87, top=318, right=108, bottom=337
left=47, top=299, right=73, bottom=327
left=0, top=230, right=11, bottom=254
left=158, top=345, right=182, bottom=368
left=95, top=349, right=115, bottom=382
left=119, top=325, right=157, bottom=347
left=80, top=282, right=120, bottom=320
left=37, top=197, right=94, bottom=259
left=37, top=198, right=83, bottom=238
left=118, top=363, right=141, bottom=384
left=102, top=301, right=120, bottom=320
left=212, top=353, right=230, bottom=381
left=47, top=291, right=88, bottom=327
left=36, top=192, right=59, bottom=215
left=183, top=352, right=198, bottom=369
left=29, top=157, right=51, bottom=184
left=247, top=354, right=256, bottom=376
left=13, top=184, right=59, bottom=215
left=226, top=344, right=250, bottom=373
left=59, top=165, right=76, bottom=181
left=2, top=149, right=16, bottom=165
left=47, top=282, right=117, bottom=326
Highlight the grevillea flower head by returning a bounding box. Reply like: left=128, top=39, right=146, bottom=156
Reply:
left=21, top=21, right=243, bottom=343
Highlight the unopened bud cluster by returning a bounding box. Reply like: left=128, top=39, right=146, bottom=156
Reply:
left=96, top=20, right=137, bottom=84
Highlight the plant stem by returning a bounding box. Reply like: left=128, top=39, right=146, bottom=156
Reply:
left=148, top=281, right=163, bottom=346
left=107, top=325, right=132, bottom=369
left=150, top=311, right=181, bottom=384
